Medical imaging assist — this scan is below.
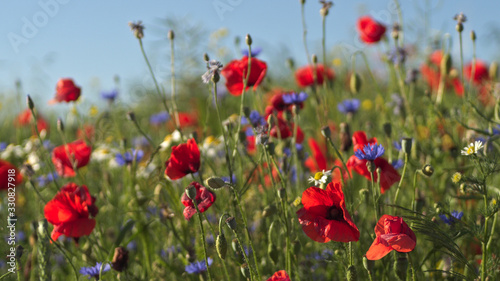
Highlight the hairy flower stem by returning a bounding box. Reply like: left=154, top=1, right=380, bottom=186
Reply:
left=481, top=193, right=489, bottom=281
left=193, top=202, right=213, bottom=281
left=393, top=0, right=404, bottom=46
left=393, top=152, right=408, bottom=206
left=321, top=15, right=327, bottom=91
left=212, top=82, right=234, bottom=184
left=458, top=31, right=466, bottom=101
left=229, top=185, right=261, bottom=280
left=407, top=253, right=416, bottom=281
left=233, top=233, right=255, bottom=281
left=325, top=135, right=352, bottom=179
left=301, top=2, right=312, bottom=66
left=280, top=194, right=292, bottom=277
left=369, top=168, right=379, bottom=222
left=28, top=107, right=60, bottom=190
left=169, top=35, right=182, bottom=133
left=138, top=39, right=171, bottom=115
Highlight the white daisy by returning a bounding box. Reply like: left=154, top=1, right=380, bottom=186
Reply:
left=308, top=170, right=332, bottom=186
left=461, top=140, right=484, bottom=156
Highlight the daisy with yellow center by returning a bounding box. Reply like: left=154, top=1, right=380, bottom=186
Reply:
left=308, top=170, right=332, bottom=186
left=461, top=140, right=484, bottom=156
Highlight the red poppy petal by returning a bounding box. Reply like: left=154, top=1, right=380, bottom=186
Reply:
left=379, top=233, right=416, bottom=252
left=366, top=236, right=394, bottom=260
left=52, top=218, right=96, bottom=239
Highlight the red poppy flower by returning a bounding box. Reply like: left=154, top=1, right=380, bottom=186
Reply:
left=365, top=215, right=416, bottom=260
left=165, top=138, right=200, bottom=180
left=357, top=16, right=387, bottom=44
left=15, top=108, right=50, bottom=134
left=221, top=56, right=267, bottom=96
left=51, top=140, right=92, bottom=177
left=0, top=160, right=23, bottom=190
left=347, top=131, right=400, bottom=193
left=295, top=64, right=335, bottom=87
left=181, top=182, right=216, bottom=220
left=269, top=117, right=304, bottom=144
left=267, top=270, right=290, bottom=281
left=464, top=60, right=489, bottom=85
left=297, top=181, right=360, bottom=243
left=44, top=182, right=98, bottom=242
left=49, top=78, right=81, bottom=104
left=305, top=138, right=328, bottom=172
left=177, top=112, right=198, bottom=127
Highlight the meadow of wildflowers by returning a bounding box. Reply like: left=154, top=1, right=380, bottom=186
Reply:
left=1, top=1, right=500, bottom=281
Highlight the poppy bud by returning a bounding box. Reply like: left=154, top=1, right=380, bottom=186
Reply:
left=350, top=73, right=362, bottom=94
left=441, top=53, right=452, bottom=75
left=27, top=95, right=35, bottom=110
left=286, top=57, right=295, bottom=70
left=216, top=234, right=227, bottom=260
left=456, top=23, right=463, bottom=32
left=470, top=30, right=476, bottom=41
left=16, top=245, right=24, bottom=259
left=206, top=177, right=226, bottom=190
left=489, top=61, right=498, bottom=80
left=245, top=34, right=252, bottom=46
left=363, top=256, right=374, bottom=273
left=340, top=123, right=352, bottom=152
left=262, top=204, right=277, bottom=218
left=300, top=0, right=306, bottom=4
left=203, top=53, right=210, bottom=62
left=422, top=164, right=434, bottom=177
left=226, top=216, right=237, bottom=231
left=277, top=188, right=286, bottom=200
left=321, top=126, right=332, bottom=139
left=401, top=138, right=412, bottom=154
left=212, top=71, right=220, bottom=83
left=57, top=118, right=64, bottom=132
left=312, top=54, right=318, bottom=64
left=394, top=255, right=408, bottom=281
left=185, top=184, right=197, bottom=200
left=111, top=247, right=129, bottom=272
left=231, top=238, right=239, bottom=253
left=366, top=161, right=376, bottom=173
left=240, top=264, right=250, bottom=278
left=167, top=30, right=174, bottom=40
left=346, top=265, right=357, bottom=281
left=267, top=115, right=275, bottom=128
left=126, top=111, right=136, bottom=122
left=266, top=142, right=275, bottom=156
left=383, top=122, right=392, bottom=138
left=268, top=243, right=279, bottom=264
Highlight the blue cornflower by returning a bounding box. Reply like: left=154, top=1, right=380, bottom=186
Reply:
left=248, top=110, right=266, bottom=127
left=355, top=143, right=385, bottom=161
left=439, top=211, right=464, bottom=225
left=388, top=47, right=407, bottom=65
left=245, top=127, right=254, bottom=137
left=115, top=150, right=144, bottom=166
left=283, top=147, right=292, bottom=157
left=337, top=99, right=361, bottom=115
left=126, top=241, right=137, bottom=251
left=37, top=173, right=58, bottom=187
left=393, top=140, right=402, bottom=151
left=100, top=89, right=118, bottom=102
left=43, top=140, right=54, bottom=151
left=149, top=111, right=170, bottom=126
left=221, top=174, right=237, bottom=185
left=185, top=258, right=213, bottom=274
left=392, top=159, right=404, bottom=169
left=79, top=262, right=111, bottom=279
left=0, top=142, right=6, bottom=151
left=132, top=136, right=150, bottom=148
left=282, top=92, right=308, bottom=105
left=241, top=47, right=262, bottom=57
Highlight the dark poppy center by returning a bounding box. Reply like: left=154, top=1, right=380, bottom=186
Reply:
left=326, top=206, right=344, bottom=221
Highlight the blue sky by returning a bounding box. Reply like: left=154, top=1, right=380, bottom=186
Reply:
left=1, top=0, right=499, bottom=109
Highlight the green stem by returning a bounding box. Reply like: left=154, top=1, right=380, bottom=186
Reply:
left=300, top=2, right=312, bottom=66
left=321, top=15, right=327, bottom=90
left=458, top=31, right=465, bottom=101
left=393, top=152, right=408, bottom=206
left=170, top=35, right=182, bottom=133
left=193, top=202, right=213, bottom=281
left=213, top=82, right=234, bottom=184
left=369, top=166, right=379, bottom=221
left=407, top=252, right=416, bottom=281
left=325, top=135, right=352, bottom=179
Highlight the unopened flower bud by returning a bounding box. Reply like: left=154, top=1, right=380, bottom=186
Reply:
left=216, top=234, right=227, bottom=260
left=185, top=184, right=197, bottom=200
left=245, top=34, right=252, bottom=46
left=340, top=123, right=352, bottom=152
left=366, top=161, right=376, bottom=173
left=27, top=95, right=35, bottom=110
left=383, top=123, right=392, bottom=138
left=240, top=264, right=250, bottom=278
left=470, top=30, right=476, bottom=41
left=262, top=205, right=277, bottom=218
left=277, top=188, right=286, bottom=200
left=267, top=115, right=275, bottom=128
left=167, top=30, right=175, bottom=40
left=57, top=118, right=64, bottom=132
left=350, top=73, right=362, bottom=94
left=456, top=23, right=464, bottom=33
left=401, top=138, right=412, bottom=154
left=266, top=142, right=275, bottom=156
left=268, top=243, right=279, bottom=264
left=16, top=245, right=24, bottom=259
left=206, top=177, right=226, bottom=190
left=203, top=53, right=210, bottom=62
left=321, top=126, right=332, bottom=139
left=363, top=256, right=374, bottom=273
left=312, top=54, right=318, bottom=64
left=111, top=247, right=129, bottom=272
left=226, top=216, right=237, bottom=231
left=300, top=0, right=306, bottom=4
left=347, top=265, right=357, bottom=281
left=441, top=53, right=452, bottom=75
left=126, top=111, right=136, bottom=122
left=231, top=238, right=239, bottom=253
left=489, top=61, right=498, bottom=80
left=286, top=57, right=295, bottom=70
left=422, top=164, right=434, bottom=177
